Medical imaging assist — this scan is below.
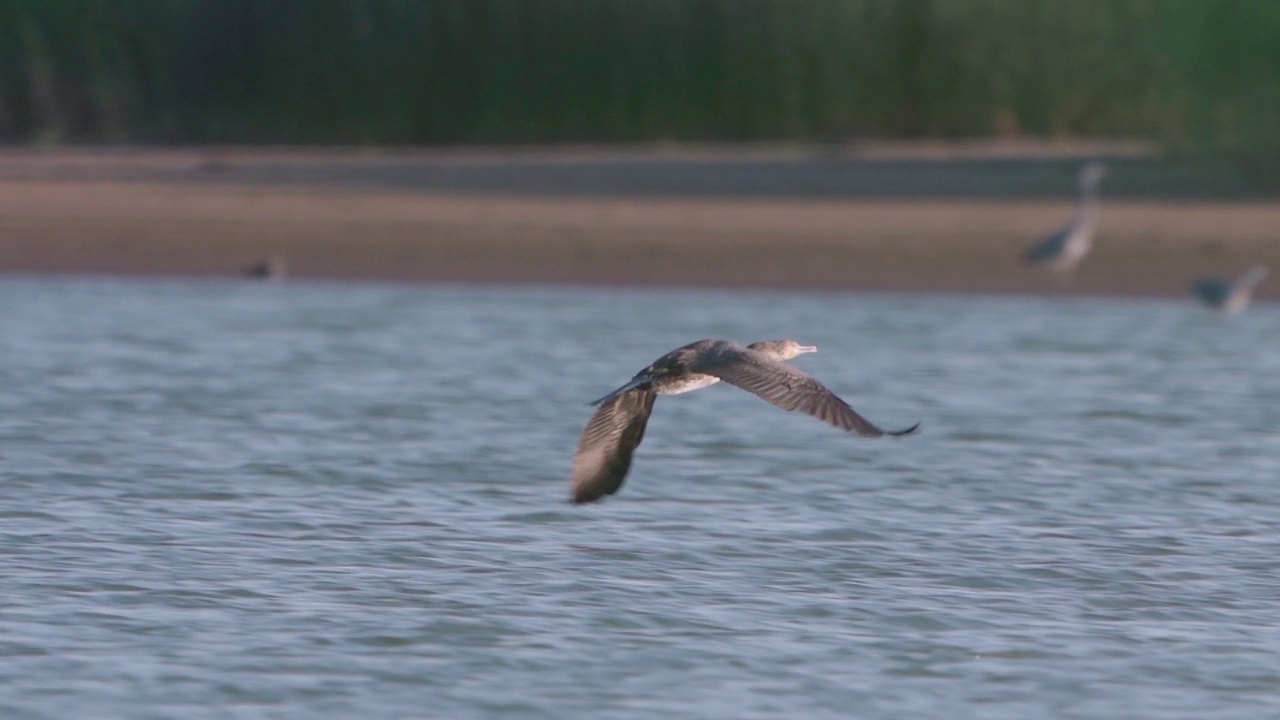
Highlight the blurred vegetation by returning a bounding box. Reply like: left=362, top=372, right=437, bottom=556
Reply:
left=0, top=0, right=1277, bottom=182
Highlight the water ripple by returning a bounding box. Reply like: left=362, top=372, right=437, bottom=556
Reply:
left=1, top=280, right=1279, bottom=718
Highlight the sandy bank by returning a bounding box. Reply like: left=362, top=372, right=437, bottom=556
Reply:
left=0, top=146, right=1275, bottom=298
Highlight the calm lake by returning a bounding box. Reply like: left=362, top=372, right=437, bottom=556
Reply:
left=2, top=278, right=1279, bottom=719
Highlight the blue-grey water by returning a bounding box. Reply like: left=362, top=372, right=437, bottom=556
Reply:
left=2, top=278, right=1279, bottom=719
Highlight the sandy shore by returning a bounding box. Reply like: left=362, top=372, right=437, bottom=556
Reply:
left=0, top=145, right=1276, bottom=297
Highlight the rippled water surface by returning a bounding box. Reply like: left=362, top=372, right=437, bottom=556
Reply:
left=3, top=278, right=1280, bottom=719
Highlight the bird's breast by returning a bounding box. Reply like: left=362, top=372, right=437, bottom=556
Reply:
left=654, top=373, right=720, bottom=395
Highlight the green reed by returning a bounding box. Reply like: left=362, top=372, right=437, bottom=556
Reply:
left=1, top=1, right=1276, bottom=183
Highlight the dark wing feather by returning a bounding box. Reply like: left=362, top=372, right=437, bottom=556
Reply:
left=570, top=388, right=658, bottom=503
left=1025, top=225, right=1069, bottom=264
left=1191, top=279, right=1229, bottom=307
left=693, top=349, right=918, bottom=437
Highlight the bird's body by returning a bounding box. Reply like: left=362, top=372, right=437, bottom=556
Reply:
left=247, top=254, right=287, bottom=281
left=570, top=339, right=918, bottom=504
left=1192, top=265, right=1269, bottom=314
left=1025, top=163, right=1109, bottom=273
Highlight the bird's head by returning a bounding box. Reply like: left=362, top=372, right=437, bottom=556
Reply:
left=1080, top=162, right=1109, bottom=187
left=747, top=339, right=817, bottom=360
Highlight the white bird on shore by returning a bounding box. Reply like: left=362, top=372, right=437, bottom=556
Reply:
left=1025, top=163, right=1109, bottom=272
left=1191, top=265, right=1269, bottom=314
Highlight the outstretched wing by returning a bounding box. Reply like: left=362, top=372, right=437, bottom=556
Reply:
left=570, top=388, right=658, bottom=503
left=693, top=349, right=918, bottom=437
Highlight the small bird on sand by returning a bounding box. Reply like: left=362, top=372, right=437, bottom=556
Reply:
left=1025, top=162, right=1109, bottom=273
left=246, top=254, right=287, bottom=281
left=570, top=339, right=919, bottom=504
left=1192, top=265, right=1269, bottom=314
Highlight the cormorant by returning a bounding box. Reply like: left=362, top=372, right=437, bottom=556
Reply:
left=571, top=339, right=919, bottom=503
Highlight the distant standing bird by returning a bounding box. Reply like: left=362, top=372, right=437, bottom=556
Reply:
left=570, top=339, right=919, bottom=504
left=1025, top=162, right=1109, bottom=272
left=1191, top=265, right=1269, bottom=314
left=247, top=254, right=288, bottom=281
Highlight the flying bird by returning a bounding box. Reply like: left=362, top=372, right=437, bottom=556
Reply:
left=570, top=339, right=919, bottom=504
left=1192, top=265, right=1269, bottom=314
left=1025, top=162, right=1109, bottom=272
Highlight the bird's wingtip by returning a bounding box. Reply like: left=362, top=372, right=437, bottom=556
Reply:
left=570, top=491, right=604, bottom=505
left=889, top=422, right=921, bottom=437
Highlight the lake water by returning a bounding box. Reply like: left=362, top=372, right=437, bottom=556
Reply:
left=2, top=278, right=1279, bottom=719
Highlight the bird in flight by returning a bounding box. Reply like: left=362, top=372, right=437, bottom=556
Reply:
left=570, top=338, right=919, bottom=503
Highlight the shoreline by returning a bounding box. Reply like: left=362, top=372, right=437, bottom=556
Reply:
left=0, top=147, right=1275, bottom=299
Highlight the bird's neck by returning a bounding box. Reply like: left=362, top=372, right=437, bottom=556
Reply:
left=1077, top=183, right=1100, bottom=225
left=1238, top=267, right=1268, bottom=290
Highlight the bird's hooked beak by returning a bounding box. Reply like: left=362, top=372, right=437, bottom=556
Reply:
left=795, top=344, right=817, bottom=357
